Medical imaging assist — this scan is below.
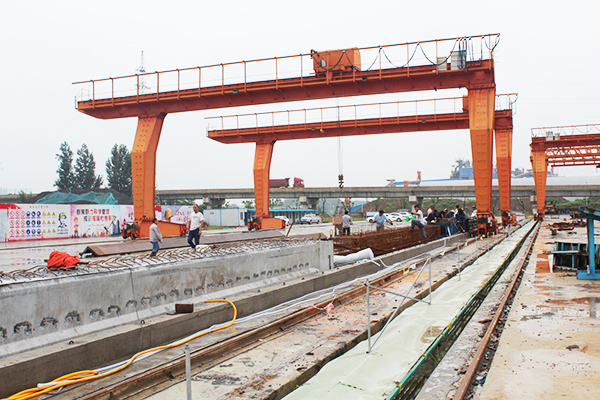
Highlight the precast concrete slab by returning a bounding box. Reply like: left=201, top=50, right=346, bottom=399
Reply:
left=1, top=238, right=332, bottom=356
left=0, top=238, right=332, bottom=397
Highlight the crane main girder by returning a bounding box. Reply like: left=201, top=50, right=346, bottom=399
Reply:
left=76, top=61, right=494, bottom=120
left=209, top=110, right=512, bottom=143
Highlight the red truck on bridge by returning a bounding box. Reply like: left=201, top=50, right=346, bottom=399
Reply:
left=269, top=177, right=304, bottom=188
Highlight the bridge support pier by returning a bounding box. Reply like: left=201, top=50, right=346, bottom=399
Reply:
left=203, top=198, right=226, bottom=209
left=409, top=196, right=423, bottom=210
left=299, top=196, right=320, bottom=211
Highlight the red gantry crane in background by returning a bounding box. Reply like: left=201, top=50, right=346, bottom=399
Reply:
left=207, top=95, right=516, bottom=232
left=74, top=34, right=501, bottom=237
left=530, top=124, right=600, bottom=219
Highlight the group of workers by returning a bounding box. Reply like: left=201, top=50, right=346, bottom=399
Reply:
left=369, top=204, right=474, bottom=244
left=425, top=204, right=472, bottom=232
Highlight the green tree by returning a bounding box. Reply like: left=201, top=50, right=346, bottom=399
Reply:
left=105, top=144, right=132, bottom=197
left=269, top=198, right=283, bottom=208
left=74, top=143, right=103, bottom=189
left=242, top=199, right=255, bottom=209
left=18, top=190, right=32, bottom=203
left=54, top=141, right=74, bottom=189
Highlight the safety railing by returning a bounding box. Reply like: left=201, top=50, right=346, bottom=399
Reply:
left=531, top=123, right=600, bottom=138
left=73, top=34, right=500, bottom=105
left=206, top=94, right=516, bottom=133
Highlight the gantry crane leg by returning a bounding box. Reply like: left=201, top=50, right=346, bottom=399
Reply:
left=468, top=87, right=496, bottom=235
left=530, top=150, right=548, bottom=220
left=495, top=126, right=513, bottom=227
left=250, top=141, right=284, bottom=230
left=128, top=114, right=187, bottom=238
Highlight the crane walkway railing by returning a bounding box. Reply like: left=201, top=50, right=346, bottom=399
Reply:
left=206, top=94, right=516, bottom=133
left=531, top=123, right=600, bottom=138
left=73, top=34, right=500, bottom=105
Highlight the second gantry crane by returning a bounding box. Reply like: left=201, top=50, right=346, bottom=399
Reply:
left=530, top=124, right=600, bottom=219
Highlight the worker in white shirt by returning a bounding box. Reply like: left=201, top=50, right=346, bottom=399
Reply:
left=187, top=204, right=204, bottom=250
left=410, top=205, right=428, bottom=243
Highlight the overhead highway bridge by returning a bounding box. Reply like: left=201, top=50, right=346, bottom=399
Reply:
left=153, top=183, right=600, bottom=203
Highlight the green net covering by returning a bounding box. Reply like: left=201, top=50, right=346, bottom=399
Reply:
left=35, top=191, right=119, bottom=205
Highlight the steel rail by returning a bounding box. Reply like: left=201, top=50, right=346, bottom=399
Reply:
left=72, top=238, right=479, bottom=400
left=452, top=221, right=540, bottom=399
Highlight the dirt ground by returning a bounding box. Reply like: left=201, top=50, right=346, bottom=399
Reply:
left=480, top=222, right=600, bottom=399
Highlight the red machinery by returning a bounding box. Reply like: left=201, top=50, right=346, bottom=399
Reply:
left=311, top=48, right=361, bottom=79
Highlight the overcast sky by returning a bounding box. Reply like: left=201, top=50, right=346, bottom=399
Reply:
left=2, top=1, right=599, bottom=194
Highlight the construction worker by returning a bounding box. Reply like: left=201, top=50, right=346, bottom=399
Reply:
left=410, top=205, right=428, bottom=243
left=342, top=210, right=352, bottom=235
left=187, top=204, right=204, bottom=250
left=149, top=218, right=163, bottom=256
left=455, top=204, right=466, bottom=232
left=374, top=210, right=392, bottom=232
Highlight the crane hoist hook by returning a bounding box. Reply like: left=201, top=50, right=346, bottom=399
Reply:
left=338, top=174, right=344, bottom=189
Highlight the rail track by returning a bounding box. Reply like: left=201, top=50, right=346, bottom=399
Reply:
left=451, top=221, right=540, bottom=399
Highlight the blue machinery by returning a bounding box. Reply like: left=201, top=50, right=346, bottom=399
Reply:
left=579, top=207, right=600, bottom=280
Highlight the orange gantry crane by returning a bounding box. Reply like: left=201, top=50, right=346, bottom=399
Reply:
left=530, top=124, right=600, bottom=218
left=74, top=34, right=500, bottom=237
left=208, top=95, right=515, bottom=232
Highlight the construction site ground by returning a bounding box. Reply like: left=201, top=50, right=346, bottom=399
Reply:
left=477, top=218, right=600, bottom=399
left=5, top=217, right=600, bottom=399
left=44, top=227, right=499, bottom=399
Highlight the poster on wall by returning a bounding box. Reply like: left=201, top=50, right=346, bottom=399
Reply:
left=4, top=204, right=71, bottom=241
left=0, top=208, right=7, bottom=241
left=70, top=205, right=124, bottom=238
left=155, top=205, right=194, bottom=226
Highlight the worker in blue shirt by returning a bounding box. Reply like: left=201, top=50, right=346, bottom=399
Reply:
left=374, top=210, right=393, bottom=232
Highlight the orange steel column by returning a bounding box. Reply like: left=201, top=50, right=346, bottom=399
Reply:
left=132, top=114, right=165, bottom=221
left=131, top=114, right=186, bottom=237
left=495, top=126, right=512, bottom=225
left=530, top=149, right=548, bottom=218
left=253, top=142, right=275, bottom=219
left=468, top=87, right=496, bottom=233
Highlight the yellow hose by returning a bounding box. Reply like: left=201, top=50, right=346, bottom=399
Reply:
left=4, top=299, right=237, bottom=400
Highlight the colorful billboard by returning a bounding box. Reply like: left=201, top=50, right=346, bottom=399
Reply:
left=2, top=204, right=71, bottom=241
